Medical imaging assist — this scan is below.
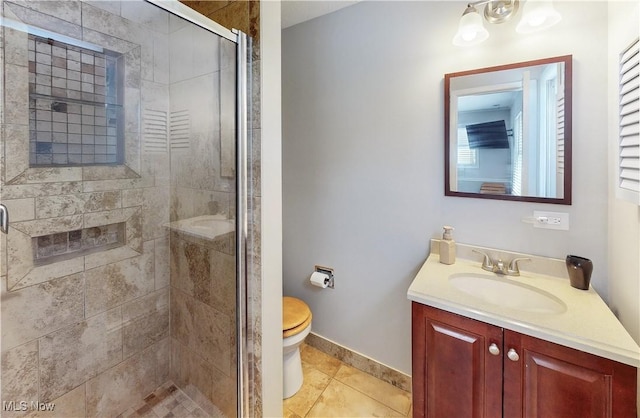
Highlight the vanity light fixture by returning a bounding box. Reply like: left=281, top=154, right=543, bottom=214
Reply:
left=453, top=0, right=561, bottom=47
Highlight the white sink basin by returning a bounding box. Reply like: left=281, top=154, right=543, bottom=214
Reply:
left=449, top=273, right=567, bottom=314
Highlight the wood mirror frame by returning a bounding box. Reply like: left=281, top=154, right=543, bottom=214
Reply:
left=445, top=55, right=572, bottom=204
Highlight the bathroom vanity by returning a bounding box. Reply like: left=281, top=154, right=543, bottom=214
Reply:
left=407, top=242, right=640, bottom=418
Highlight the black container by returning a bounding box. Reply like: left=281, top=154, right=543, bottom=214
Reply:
left=566, top=255, right=593, bottom=290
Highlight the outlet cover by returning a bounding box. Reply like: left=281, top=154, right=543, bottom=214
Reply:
left=533, top=211, right=569, bottom=230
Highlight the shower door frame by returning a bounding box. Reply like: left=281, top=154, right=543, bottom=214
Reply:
left=144, top=2, right=251, bottom=416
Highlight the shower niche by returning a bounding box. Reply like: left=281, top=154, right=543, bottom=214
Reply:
left=32, top=222, right=126, bottom=265
left=28, top=34, right=124, bottom=166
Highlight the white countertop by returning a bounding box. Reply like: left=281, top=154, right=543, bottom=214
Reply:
left=407, top=242, right=640, bottom=367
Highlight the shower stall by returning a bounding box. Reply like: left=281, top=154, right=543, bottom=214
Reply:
left=0, top=0, right=255, bottom=416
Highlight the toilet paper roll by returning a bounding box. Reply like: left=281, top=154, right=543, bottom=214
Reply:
left=310, top=271, right=330, bottom=288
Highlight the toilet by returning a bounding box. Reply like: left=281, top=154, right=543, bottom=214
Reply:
left=282, top=296, right=312, bottom=399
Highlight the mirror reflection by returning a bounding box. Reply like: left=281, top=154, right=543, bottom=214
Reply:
left=445, top=55, right=572, bottom=204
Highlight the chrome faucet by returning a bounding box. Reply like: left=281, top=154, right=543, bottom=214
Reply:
left=472, top=249, right=531, bottom=276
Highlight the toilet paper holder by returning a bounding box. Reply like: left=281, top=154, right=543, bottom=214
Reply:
left=315, top=265, right=335, bottom=289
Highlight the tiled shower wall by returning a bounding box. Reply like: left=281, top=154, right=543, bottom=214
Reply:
left=1, top=1, right=171, bottom=416
left=1, top=1, right=260, bottom=417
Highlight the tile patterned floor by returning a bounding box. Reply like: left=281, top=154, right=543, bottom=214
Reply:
left=120, top=345, right=412, bottom=418
left=284, top=344, right=413, bottom=418
left=118, top=382, right=211, bottom=418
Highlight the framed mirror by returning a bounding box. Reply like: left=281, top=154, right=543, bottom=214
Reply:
left=445, top=55, right=572, bottom=204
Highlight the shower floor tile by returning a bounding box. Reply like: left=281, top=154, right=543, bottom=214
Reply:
left=118, top=382, right=210, bottom=418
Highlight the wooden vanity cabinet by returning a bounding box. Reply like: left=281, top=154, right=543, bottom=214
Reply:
left=412, top=302, right=638, bottom=418
left=411, top=302, right=503, bottom=417
left=503, top=330, right=637, bottom=418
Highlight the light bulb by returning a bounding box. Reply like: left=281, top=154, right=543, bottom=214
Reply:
left=462, top=31, right=477, bottom=42
left=528, top=14, right=547, bottom=27
left=516, top=0, right=561, bottom=34
left=453, top=5, right=490, bottom=46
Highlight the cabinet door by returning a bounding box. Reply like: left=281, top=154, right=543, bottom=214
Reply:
left=503, top=330, right=638, bottom=418
left=412, top=303, right=503, bottom=418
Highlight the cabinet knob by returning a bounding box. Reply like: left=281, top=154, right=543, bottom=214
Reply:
left=488, top=343, right=500, bottom=356
left=507, top=348, right=520, bottom=361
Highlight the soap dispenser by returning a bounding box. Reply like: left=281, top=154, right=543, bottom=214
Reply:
left=439, top=226, right=456, bottom=265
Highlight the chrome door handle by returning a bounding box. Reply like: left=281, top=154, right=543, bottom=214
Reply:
left=0, top=203, right=8, bottom=234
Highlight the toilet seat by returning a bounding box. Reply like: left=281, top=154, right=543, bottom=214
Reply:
left=282, top=296, right=312, bottom=399
left=283, top=296, right=312, bottom=338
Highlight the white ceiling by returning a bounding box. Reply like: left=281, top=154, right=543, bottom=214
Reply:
left=281, top=0, right=362, bottom=29
left=458, top=91, right=520, bottom=113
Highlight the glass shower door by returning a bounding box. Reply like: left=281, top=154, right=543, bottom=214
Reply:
left=0, top=1, right=249, bottom=416
left=165, top=12, right=244, bottom=418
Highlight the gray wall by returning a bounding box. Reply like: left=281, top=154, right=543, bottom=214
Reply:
left=283, top=1, right=612, bottom=374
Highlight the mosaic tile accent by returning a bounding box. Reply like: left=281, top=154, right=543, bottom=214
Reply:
left=28, top=34, right=123, bottom=166
left=117, top=381, right=212, bottom=418
left=32, top=222, right=125, bottom=264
